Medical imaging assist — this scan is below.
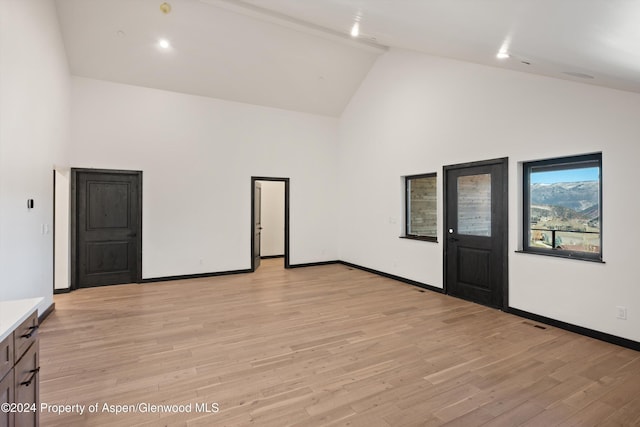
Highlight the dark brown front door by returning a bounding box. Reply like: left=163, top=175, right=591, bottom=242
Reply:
left=73, top=169, right=142, bottom=288
left=444, top=158, right=508, bottom=308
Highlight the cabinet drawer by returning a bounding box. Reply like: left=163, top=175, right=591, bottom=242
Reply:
left=14, top=311, right=38, bottom=363
left=0, top=334, right=13, bottom=382
left=14, top=341, right=38, bottom=427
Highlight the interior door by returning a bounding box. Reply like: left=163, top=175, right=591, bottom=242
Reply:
left=253, top=181, right=262, bottom=270
left=444, top=158, right=508, bottom=308
left=74, top=170, right=141, bottom=288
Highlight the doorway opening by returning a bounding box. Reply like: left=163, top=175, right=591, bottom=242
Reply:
left=443, top=158, right=508, bottom=309
left=53, top=169, right=72, bottom=293
left=251, top=177, right=290, bottom=271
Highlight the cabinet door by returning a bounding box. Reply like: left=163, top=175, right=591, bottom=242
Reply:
left=14, top=342, right=38, bottom=427
left=0, top=335, right=13, bottom=382
left=0, top=369, right=14, bottom=427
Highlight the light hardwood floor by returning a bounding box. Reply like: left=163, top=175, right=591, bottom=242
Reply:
left=40, top=259, right=640, bottom=426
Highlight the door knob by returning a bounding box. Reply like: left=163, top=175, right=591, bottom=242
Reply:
left=448, top=228, right=454, bottom=234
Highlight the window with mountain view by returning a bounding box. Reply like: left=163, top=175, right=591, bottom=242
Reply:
left=523, top=153, right=602, bottom=261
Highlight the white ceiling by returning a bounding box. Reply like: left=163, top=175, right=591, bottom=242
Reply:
left=56, top=0, right=640, bottom=117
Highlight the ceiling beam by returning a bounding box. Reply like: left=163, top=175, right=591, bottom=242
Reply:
left=199, top=0, right=388, bottom=54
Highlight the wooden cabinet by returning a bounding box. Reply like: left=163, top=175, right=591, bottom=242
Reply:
left=0, top=309, right=39, bottom=427
left=13, top=312, right=37, bottom=366
left=0, top=369, right=14, bottom=427
left=14, top=342, right=38, bottom=427
left=0, top=335, right=13, bottom=384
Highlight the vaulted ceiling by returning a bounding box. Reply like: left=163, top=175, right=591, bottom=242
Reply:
left=56, top=0, right=640, bottom=117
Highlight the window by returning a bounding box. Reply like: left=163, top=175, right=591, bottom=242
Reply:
left=523, top=153, right=602, bottom=261
left=405, top=173, right=437, bottom=241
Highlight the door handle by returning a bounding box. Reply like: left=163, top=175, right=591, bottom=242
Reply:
left=127, top=232, right=137, bottom=237
left=20, top=325, right=39, bottom=339
left=20, top=367, right=40, bottom=387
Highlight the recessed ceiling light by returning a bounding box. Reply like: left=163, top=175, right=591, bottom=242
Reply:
left=158, top=39, right=171, bottom=49
left=350, top=22, right=360, bottom=37
left=496, top=38, right=511, bottom=60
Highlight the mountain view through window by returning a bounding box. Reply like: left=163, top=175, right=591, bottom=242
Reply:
left=528, top=162, right=601, bottom=256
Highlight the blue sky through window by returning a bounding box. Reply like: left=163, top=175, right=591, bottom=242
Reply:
left=531, top=167, right=599, bottom=184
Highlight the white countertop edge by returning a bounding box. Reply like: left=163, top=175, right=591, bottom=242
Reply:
left=0, top=297, right=43, bottom=342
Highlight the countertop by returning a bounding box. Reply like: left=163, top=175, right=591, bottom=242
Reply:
left=0, top=298, right=43, bottom=342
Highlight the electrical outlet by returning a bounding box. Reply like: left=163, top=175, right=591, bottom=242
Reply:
left=616, top=306, right=627, bottom=320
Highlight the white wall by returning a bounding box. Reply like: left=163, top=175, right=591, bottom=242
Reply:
left=68, top=77, right=338, bottom=279
left=0, top=0, right=70, bottom=312
left=259, top=180, right=285, bottom=257
left=338, top=48, right=640, bottom=342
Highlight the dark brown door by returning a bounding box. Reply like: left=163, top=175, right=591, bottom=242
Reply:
left=253, top=181, right=262, bottom=270
left=74, top=170, right=142, bottom=288
left=444, top=158, right=508, bottom=308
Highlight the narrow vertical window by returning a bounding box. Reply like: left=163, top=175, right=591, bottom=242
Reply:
left=523, top=153, right=602, bottom=261
left=405, top=173, right=437, bottom=241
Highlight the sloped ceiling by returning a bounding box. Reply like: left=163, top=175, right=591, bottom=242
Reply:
left=55, top=0, right=384, bottom=117
left=239, top=0, right=640, bottom=95
left=56, top=0, right=640, bottom=117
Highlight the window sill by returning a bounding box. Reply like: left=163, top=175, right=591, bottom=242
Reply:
left=515, top=250, right=605, bottom=264
left=400, top=235, right=438, bottom=243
